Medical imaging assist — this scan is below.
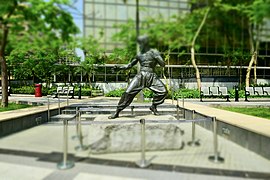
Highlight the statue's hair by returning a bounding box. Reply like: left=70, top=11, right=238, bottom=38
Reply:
left=137, top=35, right=149, bottom=44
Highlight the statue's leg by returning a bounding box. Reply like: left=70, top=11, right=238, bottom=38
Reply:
left=109, top=75, right=144, bottom=119
left=148, top=77, right=168, bottom=115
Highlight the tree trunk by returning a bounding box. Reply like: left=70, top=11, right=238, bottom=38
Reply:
left=253, top=53, right=257, bottom=85
left=253, top=25, right=260, bottom=85
left=245, top=52, right=256, bottom=87
left=191, top=47, right=201, bottom=89
left=0, top=26, right=9, bottom=107
left=190, top=7, right=210, bottom=89
left=246, top=23, right=260, bottom=87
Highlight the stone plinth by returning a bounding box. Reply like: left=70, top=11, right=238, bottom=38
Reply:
left=87, top=115, right=184, bottom=154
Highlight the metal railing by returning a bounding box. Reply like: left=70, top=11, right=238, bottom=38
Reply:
left=47, top=96, right=224, bottom=170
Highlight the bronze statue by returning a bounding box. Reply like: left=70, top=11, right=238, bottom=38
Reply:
left=109, top=35, right=168, bottom=119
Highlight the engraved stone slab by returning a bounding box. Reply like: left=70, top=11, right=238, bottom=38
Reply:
left=87, top=114, right=184, bottom=154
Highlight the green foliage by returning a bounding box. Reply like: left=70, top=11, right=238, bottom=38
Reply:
left=228, top=89, right=245, bottom=98
left=143, top=89, right=154, bottom=98
left=105, top=88, right=201, bottom=99
left=1, top=1, right=79, bottom=83
left=172, top=88, right=201, bottom=99
left=105, top=88, right=126, bottom=97
left=0, top=103, right=33, bottom=112
left=74, top=88, right=91, bottom=96
left=11, top=86, right=35, bottom=95
left=219, top=107, right=270, bottom=120
left=107, top=48, right=134, bottom=64
left=78, top=35, right=105, bottom=87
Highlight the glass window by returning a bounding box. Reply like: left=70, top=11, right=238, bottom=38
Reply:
left=106, top=28, right=116, bottom=41
left=159, top=1, right=168, bottom=8
left=85, top=27, right=94, bottom=37
left=147, top=7, right=159, bottom=18
left=95, top=20, right=105, bottom=27
left=85, top=4, right=94, bottom=17
left=117, top=5, right=128, bottom=20
left=106, top=20, right=118, bottom=27
left=106, top=5, right=116, bottom=19
left=127, top=5, right=136, bottom=20
left=140, top=0, right=148, bottom=5
left=179, top=2, right=189, bottom=9
left=95, top=4, right=105, bottom=18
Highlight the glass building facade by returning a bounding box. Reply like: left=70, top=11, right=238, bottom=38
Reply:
left=83, top=0, right=270, bottom=81
left=83, top=0, right=189, bottom=51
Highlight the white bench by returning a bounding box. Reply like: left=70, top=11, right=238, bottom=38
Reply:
left=200, top=86, right=230, bottom=102
left=0, top=86, right=11, bottom=96
left=245, top=86, right=270, bottom=101
left=53, top=86, right=74, bottom=99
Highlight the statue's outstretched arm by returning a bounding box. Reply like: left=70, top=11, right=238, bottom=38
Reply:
left=119, top=57, right=138, bottom=70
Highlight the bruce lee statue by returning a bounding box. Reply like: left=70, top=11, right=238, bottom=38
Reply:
left=109, top=35, right=168, bottom=119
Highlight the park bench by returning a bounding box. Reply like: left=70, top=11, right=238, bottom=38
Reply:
left=0, top=86, right=11, bottom=96
left=200, top=86, right=230, bottom=102
left=245, top=86, right=270, bottom=101
left=53, top=86, right=74, bottom=99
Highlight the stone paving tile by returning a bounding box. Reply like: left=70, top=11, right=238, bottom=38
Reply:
left=0, top=162, right=53, bottom=180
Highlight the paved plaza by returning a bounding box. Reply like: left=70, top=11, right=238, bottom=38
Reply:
left=0, top=95, right=269, bottom=180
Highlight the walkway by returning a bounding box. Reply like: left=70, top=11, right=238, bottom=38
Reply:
left=0, top=95, right=269, bottom=180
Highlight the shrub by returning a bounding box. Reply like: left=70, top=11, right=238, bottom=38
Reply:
left=105, top=88, right=201, bottom=99
left=11, top=86, right=35, bottom=94
left=228, top=89, right=245, bottom=98
left=105, top=88, right=125, bottom=97
left=74, top=88, right=91, bottom=96
left=172, top=88, right=200, bottom=99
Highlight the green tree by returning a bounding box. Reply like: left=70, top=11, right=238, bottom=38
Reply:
left=0, top=0, right=78, bottom=107
left=240, top=0, right=270, bottom=87
left=79, top=35, right=105, bottom=88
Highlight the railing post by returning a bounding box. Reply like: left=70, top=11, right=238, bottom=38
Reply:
left=57, top=119, right=75, bottom=170
left=58, top=95, right=61, bottom=114
left=135, top=119, right=151, bottom=168
left=72, top=107, right=80, bottom=140
left=75, top=110, right=88, bottom=151
left=47, top=95, right=50, bottom=122
left=66, top=86, right=69, bottom=106
left=131, top=106, right=134, bottom=116
left=182, top=97, right=185, bottom=108
left=188, top=110, right=200, bottom=146
left=209, top=117, right=224, bottom=163
left=171, top=89, right=174, bottom=105
left=176, top=98, right=180, bottom=120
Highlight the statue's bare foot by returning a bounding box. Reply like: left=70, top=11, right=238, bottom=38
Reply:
left=150, top=105, right=159, bottom=115
left=108, top=113, right=119, bottom=119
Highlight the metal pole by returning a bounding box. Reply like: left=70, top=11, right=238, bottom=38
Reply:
left=47, top=95, right=50, bottom=121
left=58, top=95, right=60, bottom=114
left=171, top=89, right=174, bottom=105
left=131, top=106, right=134, bottom=116
left=209, top=117, right=224, bottom=163
left=176, top=99, right=180, bottom=120
left=182, top=97, right=185, bottom=108
left=135, top=119, right=151, bottom=168
left=75, top=110, right=88, bottom=151
left=188, top=110, right=200, bottom=146
left=67, top=86, right=69, bottom=106
left=57, top=119, right=74, bottom=170
left=72, top=107, right=80, bottom=140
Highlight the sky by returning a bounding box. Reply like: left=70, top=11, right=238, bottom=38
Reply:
left=65, top=0, right=84, bottom=34
left=63, top=0, right=85, bottom=60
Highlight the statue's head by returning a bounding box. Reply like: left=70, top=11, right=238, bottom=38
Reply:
left=137, top=35, right=149, bottom=45
left=137, top=35, right=149, bottom=52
